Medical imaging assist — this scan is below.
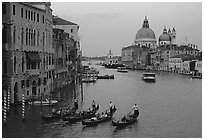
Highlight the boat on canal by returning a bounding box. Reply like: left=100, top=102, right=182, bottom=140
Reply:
left=32, top=99, right=58, bottom=106
left=97, top=75, right=114, bottom=79
left=112, top=110, right=139, bottom=127
left=142, top=72, right=156, bottom=82
left=41, top=106, right=78, bottom=121
left=82, top=77, right=97, bottom=83
left=117, top=67, right=128, bottom=73
left=82, top=106, right=117, bottom=126
left=62, top=105, right=99, bottom=122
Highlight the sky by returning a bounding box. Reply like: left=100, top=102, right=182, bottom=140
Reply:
left=51, top=2, right=202, bottom=57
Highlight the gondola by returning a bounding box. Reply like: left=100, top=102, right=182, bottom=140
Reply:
left=82, top=106, right=117, bottom=126
left=112, top=110, right=139, bottom=127
left=62, top=105, right=99, bottom=122
left=41, top=106, right=78, bottom=121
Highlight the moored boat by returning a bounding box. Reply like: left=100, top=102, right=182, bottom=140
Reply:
left=32, top=99, right=58, bottom=106
left=142, top=73, right=156, bottom=82
left=41, top=105, right=78, bottom=121
left=82, top=106, right=117, bottom=126
left=62, top=105, right=99, bottom=122
left=117, top=67, right=128, bottom=73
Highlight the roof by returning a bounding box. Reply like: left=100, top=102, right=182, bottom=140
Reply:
left=170, top=54, right=191, bottom=58
left=122, top=45, right=139, bottom=50
left=53, top=16, right=78, bottom=25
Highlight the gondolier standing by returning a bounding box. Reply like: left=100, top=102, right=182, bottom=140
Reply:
left=109, top=101, right=113, bottom=113
left=92, top=100, right=96, bottom=110
left=132, top=104, right=139, bottom=116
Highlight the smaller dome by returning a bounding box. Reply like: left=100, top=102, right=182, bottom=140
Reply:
left=159, top=26, right=171, bottom=41
left=159, top=34, right=171, bottom=41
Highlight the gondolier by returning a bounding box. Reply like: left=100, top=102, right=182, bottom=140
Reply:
left=74, top=99, right=78, bottom=109
left=109, top=101, right=113, bottom=113
left=132, top=104, right=139, bottom=116
left=92, top=100, right=96, bottom=109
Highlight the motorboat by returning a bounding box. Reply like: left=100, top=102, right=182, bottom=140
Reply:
left=142, top=73, right=156, bottom=82
left=117, top=67, right=128, bottom=73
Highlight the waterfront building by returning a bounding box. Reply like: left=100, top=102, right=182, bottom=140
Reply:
left=2, top=2, right=54, bottom=103
left=195, top=60, right=202, bottom=76
left=121, top=45, right=135, bottom=68
left=134, top=16, right=157, bottom=48
left=52, top=16, right=81, bottom=93
left=105, top=50, right=120, bottom=65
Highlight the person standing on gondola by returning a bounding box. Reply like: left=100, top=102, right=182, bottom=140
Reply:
left=109, top=101, right=113, bottom=113
left=132, top=104, right=139, bottom=116
left=92, top=100, right=96, bottom=110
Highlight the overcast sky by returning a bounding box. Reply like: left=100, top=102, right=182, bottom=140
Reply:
left=51, top=2, right=202, bottom=57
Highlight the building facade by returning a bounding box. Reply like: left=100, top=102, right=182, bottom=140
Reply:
left=2, top=2, right=55, bottom=103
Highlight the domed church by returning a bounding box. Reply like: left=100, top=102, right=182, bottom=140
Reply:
left=158, top=26, right=176, bottom=46
left=134, top=16, right=157, bottom=48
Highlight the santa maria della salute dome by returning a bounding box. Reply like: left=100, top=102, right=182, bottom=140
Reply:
left=134, top=16, right=177, bottom=48
left=134, top=16, right=157, bottom=48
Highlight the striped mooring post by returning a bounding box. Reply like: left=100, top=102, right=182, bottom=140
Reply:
left=22, top=90, right=25, bottom=121
left=7, top=85, right=11, bottom=112
left=3, top=90, right=7, bottom=125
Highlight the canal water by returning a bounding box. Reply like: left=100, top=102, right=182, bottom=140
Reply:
left=2, top=63, right=202, bottom=138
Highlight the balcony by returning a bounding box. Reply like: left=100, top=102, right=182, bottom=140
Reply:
left=27, top=69, right=40, bottom=76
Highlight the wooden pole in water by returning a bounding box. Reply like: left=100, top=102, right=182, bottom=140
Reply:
left=22, top=87, right=25, bottom=121
left=7, top=85, right=11, bottom=112
left=3, top=90, right=7, bottom=125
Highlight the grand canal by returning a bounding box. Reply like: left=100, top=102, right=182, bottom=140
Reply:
left=2, top=62, right=202, bottom=138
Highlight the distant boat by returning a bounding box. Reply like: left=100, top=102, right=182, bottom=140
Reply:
left=142, top=73, right=156, bottom=82
left=117, top=67, right=128, bottom=73
left=32, top=99, right=58, bottom=106
left=104, top=64, right=125, bottom=69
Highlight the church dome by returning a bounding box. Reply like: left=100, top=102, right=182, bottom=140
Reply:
left=135, top=16, right=156, bottom=40
left=136, top=28, right=156, bottom=40
left=159, top=27, right=171, bottom=41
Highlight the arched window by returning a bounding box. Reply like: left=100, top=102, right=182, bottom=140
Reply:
left=28, top=28, right=31, bottom=45
left=14, top=56, right=17, bottom=73
left=13, top=26, right=16, bottom=43
left=22, top=56, right=24, bottom=72
left=26, top=28, right=28, bottom=45
left=37, top=31, right=40, bottom=46
left=43, top=32, right=45, bottom=47
left=21, top=27, right=24, bottom=44
left=34, top=30, right=36, bottom=46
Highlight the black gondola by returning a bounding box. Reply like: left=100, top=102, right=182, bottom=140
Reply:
left=97, top=75, right=114, bottom=79
left=112, top=110, right=139, bottom=127
left=41, top=106, right=78, bottom=121
left=82, top=106, right=117, bottom=126
left=62, top=105, right=99, bottom=122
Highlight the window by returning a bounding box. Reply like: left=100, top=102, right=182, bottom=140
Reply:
left=26, top=79, right=30, bottom=87
left=27, top=91, right=29, bottom=96
left=25, top=9, right=27, bottom=19
left=31, top=11, right=33, bottom=20
left=37, top=31, right=40, bottom=46
left=34, top=30, right=36, bottom=46
left=26, top=28, right=28, bottom=45
left=37, top=14, right=39, bottom=22
left=13, top=26, right=16, bottom=43
left=22, top=56, right=24, bottom=72
left=71, top=29, right=73, bottom=33
left=42, top=15, right=45, bottom=23
left=38, top=89, right=40, bottom=94
left=21, top=8, right=23, bottom=17
left=2, top=4, right=6, bottom=14
left=21, top=27, right=24, bottom=44
left=28, top=10, right=30, bottom=20
left=13, top=5, right=15, bottom=15
left=43, top=32, right=45, bottom=47
left=34, top=12, right=36, bottom=21
left=38, top=78, right=41, bottom=86
left=14, top=56, right=17, bottom=73
left=28, top=29, right=31, bottom=45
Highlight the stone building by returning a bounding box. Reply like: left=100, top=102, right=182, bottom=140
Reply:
left=2, top=2, right=54, bottom=103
